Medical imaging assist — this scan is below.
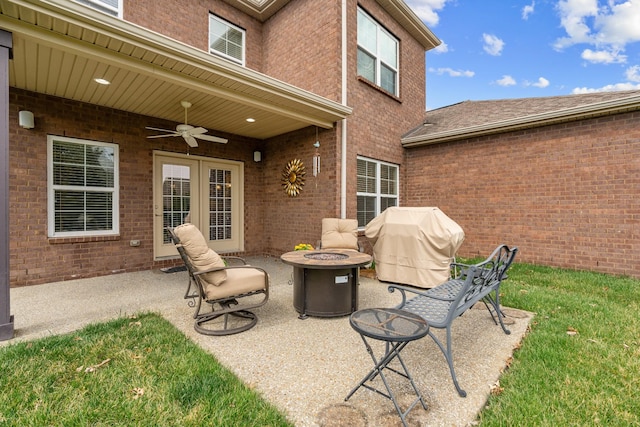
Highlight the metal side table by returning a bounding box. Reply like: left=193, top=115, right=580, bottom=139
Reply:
left=345, top=308, right=429, bottom=427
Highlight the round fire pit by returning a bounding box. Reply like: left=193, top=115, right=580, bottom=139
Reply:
left=280, top=250, right=372, bottom=319
left=304, top=252, right=349, bottom=261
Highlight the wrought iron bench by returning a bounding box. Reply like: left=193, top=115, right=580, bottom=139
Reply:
left=388, top=244, right=518, bottom=397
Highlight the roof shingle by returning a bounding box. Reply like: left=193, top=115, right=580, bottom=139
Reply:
left=403, top=90, right=640, bottom=146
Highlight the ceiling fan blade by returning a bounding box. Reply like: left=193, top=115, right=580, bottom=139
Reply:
left=193, top=134, right=228, bottom=144
left=146, top=134, right=177, bottom=139
left=145, top=126, right=176, bottom=133
left=188, top=127, right=208, bottom=135
left=184, top=135, right=199, bottom=147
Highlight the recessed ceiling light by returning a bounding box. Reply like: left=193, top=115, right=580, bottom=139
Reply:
left=246, top=118, right=256, bottom=123
left=94, top=78, right=111, bottom=85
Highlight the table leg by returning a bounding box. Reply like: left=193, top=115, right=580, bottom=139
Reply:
left=345, top=335, right=427, bottom=427
left=298, top=267, right=308, bottom=319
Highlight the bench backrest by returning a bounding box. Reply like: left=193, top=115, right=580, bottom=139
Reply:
left=453, top=244, right=518, bottom=316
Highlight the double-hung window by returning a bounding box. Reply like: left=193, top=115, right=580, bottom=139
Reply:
left=48, top=136, right=119, bottom=237
left=357, top=157, right=399, bottom=227
left=74, top=0, right=122, bottom=17
left=209, top=14, right=245, bottom=65
left=357, top=7, right=399, bottom=96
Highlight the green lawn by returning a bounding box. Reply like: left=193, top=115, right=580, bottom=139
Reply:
left=0, top=313, right=292, bottom=427
left=478, top=263, right=640, bottom=426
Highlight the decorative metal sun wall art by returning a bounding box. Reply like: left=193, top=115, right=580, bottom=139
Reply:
left=281, top=158, right=306, bottom=197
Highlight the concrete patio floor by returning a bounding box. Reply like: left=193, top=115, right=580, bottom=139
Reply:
left=3, top=256, right=532, bottom=427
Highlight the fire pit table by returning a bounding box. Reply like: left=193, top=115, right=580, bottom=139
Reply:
left=280, top=249, right=372, bottom=319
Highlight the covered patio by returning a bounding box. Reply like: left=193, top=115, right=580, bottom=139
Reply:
left=5, top=256, right=532, bottom=426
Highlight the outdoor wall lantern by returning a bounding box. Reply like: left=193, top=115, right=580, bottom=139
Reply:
left=19, top=110, right=34, bottom=129
left=253, top=150, right=262, bottom=162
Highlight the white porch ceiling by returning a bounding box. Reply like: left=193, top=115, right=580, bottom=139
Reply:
left=0, top=0, right=352, bottom=140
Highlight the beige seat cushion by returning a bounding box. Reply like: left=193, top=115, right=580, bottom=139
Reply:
left=173, top=223, right=227, bottom=286
left=321, top=218, right=359, bottom=250
left=203, top=267, right=267, bottom=301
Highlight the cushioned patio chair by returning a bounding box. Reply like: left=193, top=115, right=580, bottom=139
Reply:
left=318, top=218, right=362, bottom=251
left=169, top=223, right=269, bottom=336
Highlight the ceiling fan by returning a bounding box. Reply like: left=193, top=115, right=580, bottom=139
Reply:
left=146, top=101, right=228, bottom=147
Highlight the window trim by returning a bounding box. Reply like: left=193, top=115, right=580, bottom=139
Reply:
left=75, top=0, right=122, bottom=18
left=47, top=135, right=120, bottom=238
left=208, top=14, right=246, bottom=66
left=356, top=156, right=399, bottom=228
left=357, top=7, right=400, bottom=97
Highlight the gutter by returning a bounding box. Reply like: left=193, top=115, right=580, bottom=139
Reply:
left=402, top=94, right=640, bottom=147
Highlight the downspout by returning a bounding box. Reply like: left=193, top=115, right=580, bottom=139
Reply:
left=340, top=0, right=347, bottom=218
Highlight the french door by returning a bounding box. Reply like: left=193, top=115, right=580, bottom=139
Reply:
left=153, top=152, right=244, bottom=259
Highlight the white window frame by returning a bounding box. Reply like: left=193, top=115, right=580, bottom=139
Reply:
left=357, top=7, right=400, bottom=96
left=209, top=14, right=246, bottom=66
left=74, top=0, right=122, bottom=18
left=47, top=135, right=120, bottom=238
left=357, top=156, right=399, bottom=228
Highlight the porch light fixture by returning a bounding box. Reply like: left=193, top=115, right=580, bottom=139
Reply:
left=253, top=150, right=262, bottom=162
left=94, top=78, right=111, bottom=85
left=246, top=117, right=255, bottom=123
left=18, top=110, right=34, bottom=129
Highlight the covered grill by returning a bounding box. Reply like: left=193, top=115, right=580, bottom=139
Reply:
left=365, top=207, right=465, bottom=288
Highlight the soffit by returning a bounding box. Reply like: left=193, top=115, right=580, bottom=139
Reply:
left=0, top=0, right=352, bottom=140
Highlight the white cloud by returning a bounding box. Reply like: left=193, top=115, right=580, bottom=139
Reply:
left=554, top=0, right=640, bottom=59
left=404, top=0, right=453, bottom=27
left=482, top=33, right=505, bottom=56
left=593, top=0, right=640, bottom=46
left=522, top=1, right=535, bottom=20
left=581, top=48, right=627, bottom=64
left=496, top=75, right=517, bottom=86
left=626, top=65, right=640, bottom=82
left=527, top=77, right=550, bottom=88
left=572, top=82, right=640, bottom=93
left=433, top=41, right=449, bottom=54
left=429, top=67, right=475, bottom=77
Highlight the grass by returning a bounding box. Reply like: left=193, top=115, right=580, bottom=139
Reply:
left=0, top=313, right=292, bottom=427
left=477, top=263, right=640, bottom=426
left=1, top=264, right=638, bottom=426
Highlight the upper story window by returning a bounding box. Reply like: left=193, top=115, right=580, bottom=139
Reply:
left=48, top=136, right=119, bottom=237
left=75, top=0, right=122, bottom=17
left=357, top=7, right=399, bottom=96
left=209, top=14, right=245, bottom=66
left=357, top=157, right=399, bottom=228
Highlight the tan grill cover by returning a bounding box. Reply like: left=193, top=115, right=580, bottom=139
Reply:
left=365, top=207, right=465, bottom=288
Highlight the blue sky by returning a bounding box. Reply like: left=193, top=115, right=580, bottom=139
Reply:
left=404, top=0, right=640, bottom=110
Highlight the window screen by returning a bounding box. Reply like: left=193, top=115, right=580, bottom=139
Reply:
left=48, top=136, right=119, bottom=237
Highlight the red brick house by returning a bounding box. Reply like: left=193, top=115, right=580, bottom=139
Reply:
left=0, top=0, right=439, bottom=289
left=402, top=91, right=640, bottom=278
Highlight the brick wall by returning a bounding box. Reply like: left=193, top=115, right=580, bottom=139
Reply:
left=404, top=112, right=640, bottom=278
left=262, top=0, right=341, bottom=101
left=124, top=0, right=264, bottom=71
left=261, top=126, right=340, bottom=254
left=345, top=0, right=427, bottom=217
left=9, top=88, right=264, bottom=286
